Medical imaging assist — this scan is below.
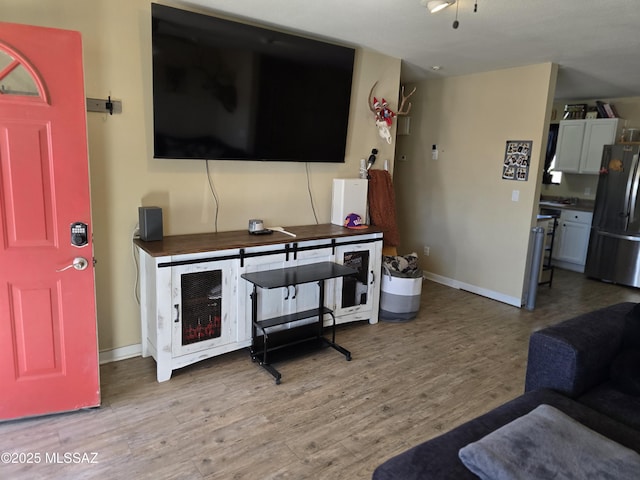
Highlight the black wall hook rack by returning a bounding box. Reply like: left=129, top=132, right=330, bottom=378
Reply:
left=86, top=96, right=122, bottom=115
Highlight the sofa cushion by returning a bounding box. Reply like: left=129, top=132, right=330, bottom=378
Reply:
left=579, top=381, right=640, bottom=430
left=611, top=349, right=640, bottom=396
left=458, top=404, right=640, bottom=480
left=372, top=389, right=640, bottom=480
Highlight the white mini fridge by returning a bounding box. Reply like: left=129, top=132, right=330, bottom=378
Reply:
left=331, top=178, right=368, bottom=226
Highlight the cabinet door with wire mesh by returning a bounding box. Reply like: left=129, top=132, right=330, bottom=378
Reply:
left=171, top=259, right=238, bottom=356
left=332, top=242, right=382, bottom=324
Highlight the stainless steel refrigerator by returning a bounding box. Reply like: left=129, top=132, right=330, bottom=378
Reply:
left=585, top=144, right=640, bottom=287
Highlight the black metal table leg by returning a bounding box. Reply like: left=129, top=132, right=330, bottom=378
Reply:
left=321, top=310, right=351, bottom=360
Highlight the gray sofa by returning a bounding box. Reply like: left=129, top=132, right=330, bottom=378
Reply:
left=373, top=302, right=640, bottom=479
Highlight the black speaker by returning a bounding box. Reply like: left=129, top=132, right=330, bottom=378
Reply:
left=139, top=206, right=163, bottom=241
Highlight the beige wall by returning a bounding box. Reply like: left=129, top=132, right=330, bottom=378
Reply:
left=544, top=96, right=640, bottom=200
left=395, top=63, right=558, bottom=305
left=3, top=0, right=401, bottom=354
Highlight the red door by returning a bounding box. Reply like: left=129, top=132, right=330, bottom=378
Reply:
left=0, top=22, right=99, bottom=420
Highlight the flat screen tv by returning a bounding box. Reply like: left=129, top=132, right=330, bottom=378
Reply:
left=151, top=4, right=355, bottom=162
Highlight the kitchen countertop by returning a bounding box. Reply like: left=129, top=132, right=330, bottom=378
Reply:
left=539, top=197, right=595, bottom=213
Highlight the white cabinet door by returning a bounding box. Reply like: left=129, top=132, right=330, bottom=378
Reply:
left=555, top=221, right=590, bottom=264
left=241, top=244, right=333, bottom=332
left=582, top=120, right=618, bottom=173
left=171, top=259, right=238, bottom=357
left=241, top=250, right=289, bottom=327
left=332, top=242, right=382, bottom=324
left=293, top=246, right=334, bottom=314
left=555, top=121, right=585, bottom=173
left=553, top=210, right=593, bottom=267
left=555, top=119, right=618, bottom=174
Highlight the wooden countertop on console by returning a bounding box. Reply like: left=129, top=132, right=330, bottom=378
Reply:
left=133, top=223, right=384, bottom=257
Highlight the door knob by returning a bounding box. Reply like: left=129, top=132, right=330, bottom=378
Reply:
left=57, top=257, right=89, bottom=272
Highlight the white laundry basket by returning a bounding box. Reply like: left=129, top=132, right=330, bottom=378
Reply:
left=379, top=270, right=423, bottom=322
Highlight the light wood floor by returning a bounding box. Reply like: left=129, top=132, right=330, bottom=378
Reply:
left=2, top=269, right=640, bottom=480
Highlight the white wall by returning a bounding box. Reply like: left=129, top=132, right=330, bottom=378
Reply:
left=395, top=63, right=557, bottom=305
left=3, top=0, right=401, bottom=353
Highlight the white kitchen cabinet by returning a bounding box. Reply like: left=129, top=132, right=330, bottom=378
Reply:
left=555, top=119, right=619, bottom=174
left=135, top=224, right=383, bottom=382
left=552, top=210, right=593, bottom=272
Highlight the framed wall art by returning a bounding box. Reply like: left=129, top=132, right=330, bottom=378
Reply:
left=502, top=140, right=532, bottom=181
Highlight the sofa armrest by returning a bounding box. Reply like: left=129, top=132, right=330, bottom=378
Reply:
left=524, top=303, right=634, bottom=397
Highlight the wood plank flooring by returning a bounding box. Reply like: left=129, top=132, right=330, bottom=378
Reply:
left=2, top=269, right=639, bottom=479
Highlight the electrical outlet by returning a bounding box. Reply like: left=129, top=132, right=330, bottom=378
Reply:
left=424, top=246, right=430, bottom=256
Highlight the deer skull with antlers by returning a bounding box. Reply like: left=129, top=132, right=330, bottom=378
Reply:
left=368, top=82, right=416, bottom=144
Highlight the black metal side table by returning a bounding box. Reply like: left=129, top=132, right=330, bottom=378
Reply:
left=241, top=261, right=356, bottom=384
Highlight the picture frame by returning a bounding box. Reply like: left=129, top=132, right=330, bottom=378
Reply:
left=502, top=140, right=532, bottom=182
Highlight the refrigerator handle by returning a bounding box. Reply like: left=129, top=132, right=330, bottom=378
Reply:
left=629, top=153, right=640, bottom=230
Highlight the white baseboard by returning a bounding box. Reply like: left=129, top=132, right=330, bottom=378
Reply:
left=423, top=271, right=522, bottom=308
left=99, top=343, right=142, bottom=365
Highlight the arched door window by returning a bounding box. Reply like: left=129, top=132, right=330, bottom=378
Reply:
left=0, top=47, right=45, bottom=99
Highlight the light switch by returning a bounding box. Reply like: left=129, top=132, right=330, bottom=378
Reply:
left=511, top=190, right=520, bottom=202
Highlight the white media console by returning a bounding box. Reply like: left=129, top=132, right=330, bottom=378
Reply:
left=134, top=224, right=383, bottom=382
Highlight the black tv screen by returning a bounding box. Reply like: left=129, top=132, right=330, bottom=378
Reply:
left=151, top=4, right=355, bottom=162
